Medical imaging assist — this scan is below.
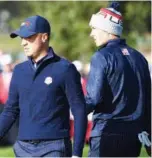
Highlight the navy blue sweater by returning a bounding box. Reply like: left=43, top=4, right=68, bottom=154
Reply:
left=86, top=39, right=151, bottom=137
left=0, top=47, right=87, bottom=157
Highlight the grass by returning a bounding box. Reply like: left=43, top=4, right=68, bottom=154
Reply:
left=82, top=145, right=149, bottom=157
left=0, top=34, right=22, bottom=53
left=0, top=147, right=14, bottom=157
left=0, top=145, right=149, bottom=157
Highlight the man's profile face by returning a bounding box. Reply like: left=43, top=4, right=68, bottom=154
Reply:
left=90, top=27, right=109, bottom=47
left=21, top=33, right=45, bottom=60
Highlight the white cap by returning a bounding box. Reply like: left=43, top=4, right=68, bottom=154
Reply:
left=0, top=54, right=12, bottom=65
left=72, top=60, right=83, bottom=72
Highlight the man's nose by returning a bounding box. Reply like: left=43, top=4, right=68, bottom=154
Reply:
left=21, top=38, right=27, bottom=46
left=90, top=30, right=94, bottom=37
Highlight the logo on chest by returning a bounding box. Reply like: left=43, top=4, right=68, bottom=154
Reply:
left=44, top=77, right=53, bottom=85
left=121, top=48, right=130, bottom=55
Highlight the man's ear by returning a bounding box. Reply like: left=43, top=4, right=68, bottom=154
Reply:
left=42, top=33, right=48, bottom=43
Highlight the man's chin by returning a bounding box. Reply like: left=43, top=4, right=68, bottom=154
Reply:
left=96, top=42, right=107, bottom=47
left=26, top=53, right=33, bottom=58
left=96, top=43, right=103, bottom=47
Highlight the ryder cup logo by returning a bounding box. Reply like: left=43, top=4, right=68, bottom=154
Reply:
left=44, top=77, right=52, bottom=85
left=21, top=21, right=31, bottom=27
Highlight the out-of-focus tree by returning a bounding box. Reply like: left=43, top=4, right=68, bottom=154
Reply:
left=119, top=1, right=151, bottom=48
left=20, top=1, right=108, bottom=60
left=0, top=1, right=151, bottom=61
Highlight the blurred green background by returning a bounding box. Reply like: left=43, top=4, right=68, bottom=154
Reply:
left=0, top=1, right=151, bottom=63
left=0, top=1, right=151, bottom=157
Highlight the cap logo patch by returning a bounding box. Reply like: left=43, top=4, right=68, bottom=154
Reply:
left=21, top=21, right=31, bottom=27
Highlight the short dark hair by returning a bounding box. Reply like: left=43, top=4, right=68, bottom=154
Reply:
left=47, top=33, right=50, bottom=42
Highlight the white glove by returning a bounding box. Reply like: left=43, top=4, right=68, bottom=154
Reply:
left=72, top=156, right=80, bottom=158
left=138, top=131, right=151, bottom=147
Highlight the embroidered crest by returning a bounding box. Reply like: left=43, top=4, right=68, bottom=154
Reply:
left=21, top=21, right=31, bottom=27
left=44, top=77, right=52, bottom=85
left=121, top=48, right=130, bottom=55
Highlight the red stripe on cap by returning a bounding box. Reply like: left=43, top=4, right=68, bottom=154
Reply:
left=100, top=8, right=122, bottom=20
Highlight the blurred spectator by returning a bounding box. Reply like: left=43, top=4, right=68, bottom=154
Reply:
left=0, top=53, right=13, bottom=104
left=85, top=112, right=93, bottom=144
left=69, top=110, right=74, bottom=140
left=83, top=63, right=90, bottom=78
left=72, top=60, right=83, bottom=73
left=73, top=60, right=87, bottom=95
left=0, top=72, right=4, bottom=104
left=72, top=60, right=93, bottom=144
left=0, top=51, right=18, bottom=146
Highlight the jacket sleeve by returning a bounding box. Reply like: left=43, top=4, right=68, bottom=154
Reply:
left=0, top=66, right=20, bottom=138
left=144, top=63, right=151, bottom=139
left=143, top=63, right=151, bottom=156
left=64, top=64, right=87, bottom=157
left=85, top=52, right=107, bottom=114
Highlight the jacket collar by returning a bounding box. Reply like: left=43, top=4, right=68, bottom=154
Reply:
left=106, top=38, right=126, bottom=47
left=28, top=47, right=54, bottom=62
left=28, top=47, right=59, bottom=71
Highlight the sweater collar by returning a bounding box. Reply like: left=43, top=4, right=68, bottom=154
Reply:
left=28, top=47, right=55, bottom=70
left=28, top=47, right=54, bottom=63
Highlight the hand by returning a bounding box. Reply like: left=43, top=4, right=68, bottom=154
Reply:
left=138, top=131, right=151, bottom=156
left=72, top=156, right=80, bottom=158
left=138, top=131, right=151, bottom=147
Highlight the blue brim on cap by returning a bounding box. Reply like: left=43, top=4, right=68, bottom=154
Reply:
left=10, top=29, right=37, bottom=38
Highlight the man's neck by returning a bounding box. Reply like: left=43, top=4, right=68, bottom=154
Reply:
left=109, top=34, right=119, bottom=40
left=33, top=48, right=48, bottom=63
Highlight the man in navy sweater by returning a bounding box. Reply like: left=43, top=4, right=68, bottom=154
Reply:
left=86, top=2, right=151, bottom=157
left=0, top=15, right=87, bottom=157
